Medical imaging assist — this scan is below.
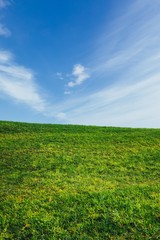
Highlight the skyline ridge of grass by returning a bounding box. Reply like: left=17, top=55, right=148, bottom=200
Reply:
left=0, top=120, right=159, bottom=130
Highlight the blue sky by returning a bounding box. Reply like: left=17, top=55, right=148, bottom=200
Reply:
left=0, top=0, right=160, bottom=127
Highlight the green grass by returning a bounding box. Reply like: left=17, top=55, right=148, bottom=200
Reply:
left=0, top=121, right=160, bottom=239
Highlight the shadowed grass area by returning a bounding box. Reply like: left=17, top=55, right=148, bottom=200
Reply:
left=0, top=121, right=160, bottom=239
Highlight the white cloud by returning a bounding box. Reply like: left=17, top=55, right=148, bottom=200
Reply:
left=68, top=64, right=90, bottom=87
left=0, top=24, right=11, bottom=37
left=0, top=0, right=10, bottom=8
left=0, top=50, right=46, bottom=112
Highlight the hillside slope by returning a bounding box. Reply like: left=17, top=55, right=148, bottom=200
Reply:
left=0, top=121, right=160, bottom=239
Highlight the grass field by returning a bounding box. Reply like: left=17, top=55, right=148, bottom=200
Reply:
left=0, top=121, right=160, bottom=239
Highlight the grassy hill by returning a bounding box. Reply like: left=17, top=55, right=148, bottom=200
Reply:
left=0, top=121, right=160, bottom=239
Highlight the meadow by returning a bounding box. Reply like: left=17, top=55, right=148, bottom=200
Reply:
left=0, top=121, right=160, bottom=239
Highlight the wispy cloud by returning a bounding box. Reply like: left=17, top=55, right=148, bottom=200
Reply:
left=53, top=72, right=160, bottom=127
left=0, top=50, right=47, bottom=112
left=64, top=90, right=71, bottom=95
left=56, top=112, right=66, bottom=120
left=53, top=0, right=160, bottom=127
left=0, top=50, right=12, bottom=62
left=1, top=0, right=160, bottom=127
left=91, top=1, right=160, bottom=76
left=68, top=64, right=90, bottom=87
left=0, top=23, right=11, bottom=37
left=0, top=0, right=10, bottom=9
left=0, top=0, right=11, bottom=37
left=56, top=72, right=64, bottom=80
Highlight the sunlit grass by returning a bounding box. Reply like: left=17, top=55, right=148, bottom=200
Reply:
left=0, top=121, right=160, bottom=239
